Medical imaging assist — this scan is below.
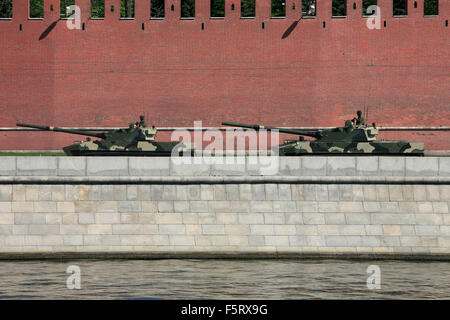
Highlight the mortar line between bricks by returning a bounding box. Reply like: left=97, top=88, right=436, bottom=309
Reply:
left=0, top=176, right=449, bottom=185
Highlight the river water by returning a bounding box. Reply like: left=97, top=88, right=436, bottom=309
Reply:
left=0, top=259, right=449, bottom=299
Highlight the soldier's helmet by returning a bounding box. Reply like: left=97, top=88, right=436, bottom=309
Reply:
left=357, top=110, right=362, bottom=116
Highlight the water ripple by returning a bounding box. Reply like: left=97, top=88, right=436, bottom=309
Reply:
left=0, top=259, right=449, bottom=299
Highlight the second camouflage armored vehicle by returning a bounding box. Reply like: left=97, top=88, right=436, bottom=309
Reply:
left=222, top=119, right=424, bottom=156
left=16, top=117, right=194, bottom=156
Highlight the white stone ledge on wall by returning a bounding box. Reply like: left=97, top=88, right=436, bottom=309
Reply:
left=0, top=156, right=449, bottom=177
left=0, top=176, right=449, bottom=185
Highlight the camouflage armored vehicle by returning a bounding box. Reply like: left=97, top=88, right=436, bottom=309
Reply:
left=222, top=120, right=424, bottom=156
left=16, top=117, right=194, bottom=156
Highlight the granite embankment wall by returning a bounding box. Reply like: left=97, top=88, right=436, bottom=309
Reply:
left=0, top=156, right=449, bottom=259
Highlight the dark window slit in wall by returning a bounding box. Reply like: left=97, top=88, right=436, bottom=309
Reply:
left=211, top=0, right=225, bottom=18
left=151, top=0, right=165, bottom=18
left=424, top=0, right=438, bottom=16
left=302, top=0, right=316, bottom=17
left=30, top=0, right=44, bottom=18
left=241, top=0, right=255, bottom=18
left=181, top=0, right=195, bottom=18
left=0, top=0, right=12, bottom=19
left=272, top=0, right=286, bottom=18
left=393, top=0, right=408, bottom=16
left=91, top=0, right=105, bottom=19
left=120, top=0, right=135, bottom=19
left=362, top=0, right=377, bottom=16
left=332, top=0, right=347, bottom=17
left=61, top=0, right=75, bottom=19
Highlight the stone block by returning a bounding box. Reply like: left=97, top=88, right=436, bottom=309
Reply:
left=324, top=213, right=346, bottom=224
left=190, top=201, right=209, bottom=213
left=58, top=157, right=86, bottom=176
left=426, top=185, right=440, bottom=201
left=0, top=186, right=12, bottom=201
left=216, top=213, right=238, bottom=224
left=16, top=157, right=57, bottom=176
left=345, top=213, right=370, bottom=224
left=339, top=225, right=366, bottom=235
left=302, top=157, right=326, bottom=176
left=296, top=201, right=318, bottom=213
left=325, top=236, right=348, bottom=247
left=250, top=201, right=273, bottom=213
left=238, top=213, right=264, bottom=224
left=278, top=184, right=292, bottom=201
left=200, top=185, right=214, bottom=200
left=12, top=201, right=33, bottom=213
left=362, top=185, right=377, bottom=201
left=291, top=185, right=304, bottom=200
left=327, top=157, right=356, bottom=176
left=155, top=213, right=182, bottom=224
left=113, top=224, right=145, bottom=235
left=439, top=186, right=450, bottom=201
left=365, top=225, right=383, bottom=235
left=170, top=158, right=211, bottom=176
left=12, top=185, right=26, bottom=201
left=302, top=213, right=325, bottom=225
left=250, top=225, right=275, bottom=235
left=264, top=213, right=285, bottom=224
left=159, top=224, right=186, bottom=235
left=278, top=158, right=301, bottom=176
left=406, top=158, right=438, bottom=176
left=211, top=157, right=246, bottom=175
left=439, top=158, right=450, bottom=176
left=388, top=185, right=404, bottom=201
left=202, top=224, right=225, bottom=235
left=60, top=225, right=87, bottom=235
left=225, top=225, right=250, bottom=235
left=157, top=201, right=174, bottom=213
left=356, top=157, right=379, bottom=176
left=265, top=184, right=279, bottom=200
left=285, top=213, right=303, bottom=224
left=225, top=185, right=240, bottom=200
left=0, top=157, right=16, bottom=176
left=87, top=157, right=128, bottom=176
left=318, top=202, right=339, bottom=213
left=274, top=225, right=296, bottom=235
left=129, top=157, right=170, bottom=175
left=87, top=224, right=112, bottom=234
left=251, top=185, right=265, bottom=201
left=414, top=225, right=440, bottom=236
left=327, top=185, right=339, bottom=201
left=339, top=201, right=363, bottom=213
left=33, top=201, right=57, bottom=213
left=28, top=225, right=60, bottom=235
left=371, top=213, right=413, bottom=225
left=415, top=214, right=443, bottom=225
left=95, top=212, right=120, bottom=224
left=228, top=236, right=249, bottom=246
left=273, top=201, right=296, bottom=213
left=265, top=235, right=289, bottom=246
left=412, top=185, right=427, bottom=201
left=169, top=235, right=195, bottom=246
left=433, top=202, right=449, bottom=214
left=62, top=213, right=78, bottom=224
left=120, top=213, right=139, bottom=224
left=379, top=157, right=405, bottom=176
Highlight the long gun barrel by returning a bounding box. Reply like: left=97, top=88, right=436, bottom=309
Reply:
left=222, top=122, right=321, bottom=139
left=16, top=123, right=106, bottom=139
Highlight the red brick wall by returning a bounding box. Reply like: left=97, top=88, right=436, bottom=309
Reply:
left=0, top=0, right=449, bottom=150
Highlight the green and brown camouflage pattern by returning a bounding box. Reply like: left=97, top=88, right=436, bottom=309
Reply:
left=16, top=120, right=194, bottom=156
left=222, top=120, right=425, bottom=156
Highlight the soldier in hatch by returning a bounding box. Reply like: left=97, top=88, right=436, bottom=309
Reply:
left=352, top=110, right=365, bottom=126
left=138, top=115, right=147, bottom=127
